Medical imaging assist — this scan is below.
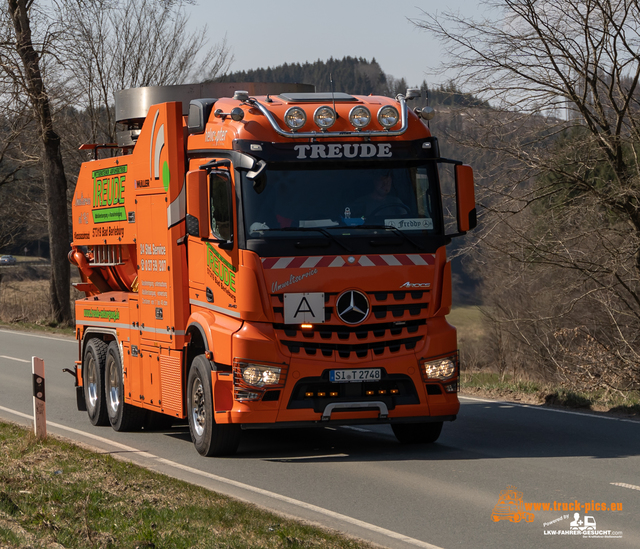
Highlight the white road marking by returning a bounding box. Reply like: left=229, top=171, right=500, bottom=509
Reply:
left=0, top=329, right=75, bottom=343
left=0, top=403, right=444, bottom=549
left=0, top=355, right=30, bottom=363
left=460, top=395, right=640, bottom=423
left=611, top=482, right=640, bottom=491
left=155, top=458, right=444, bottom=549
left=269, top=453, right=349, bottom=461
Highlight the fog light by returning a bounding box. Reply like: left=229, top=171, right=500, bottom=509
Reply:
left=349, top=105, right=371, bottom=128
left=314, top=106, right=336, bottom=129
left=235, top=390, right=260, bottom=401
left=284, top=107, right=306, bottom=130
left=378, top=105, right=399, bottom=128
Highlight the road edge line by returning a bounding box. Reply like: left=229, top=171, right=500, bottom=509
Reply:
left=0, top=404, right=444, bottom=549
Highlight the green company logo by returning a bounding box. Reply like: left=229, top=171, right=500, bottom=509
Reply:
left=83, top=308, right=120, bottom=321
left=206, top=243, right=236, bottom=293
left=92, top=165, right=127, bottom=223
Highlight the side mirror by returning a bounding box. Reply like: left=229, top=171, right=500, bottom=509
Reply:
left=247, top=159, right=267, bottom=194
left=186, top=170, right=208, bottom=237
left=455, top=164, right=477, bottom=233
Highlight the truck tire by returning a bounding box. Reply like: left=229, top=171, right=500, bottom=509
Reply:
left=392, top=421, right=443, bottom=444
left=105, top=341, right=146, bottom=432
left=187, top=355, right=240, bottom=457
left=83, top=339, right=109, bottom=426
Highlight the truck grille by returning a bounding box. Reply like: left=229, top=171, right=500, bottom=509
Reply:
left=271, top=291, right=430, bottom=360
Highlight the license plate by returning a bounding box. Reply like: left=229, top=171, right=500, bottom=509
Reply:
left=330, top=368, right=381, bottom=383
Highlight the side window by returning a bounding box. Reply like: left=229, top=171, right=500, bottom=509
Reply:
left=414, top=167, right=432, bottom=217
left=210, top=171, right=232, bottom=241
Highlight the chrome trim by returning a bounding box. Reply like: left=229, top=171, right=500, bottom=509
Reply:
left=189, top=298, right=242, bottom=318
left=249, top=94, right=409, bottom=139
left=77, top=321, right=130, bottom=330
left=77, top=320, right=185, bottom=336
left=321, top=401, right=389, bottom=421
left=167, top=176, right=186, bottom=228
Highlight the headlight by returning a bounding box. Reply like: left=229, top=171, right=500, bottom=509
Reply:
left=349, top=106, right=371, bottom=128
left=284, top=107, right=306, bottom=130
left=422, top=357, right=457, bottom=381
left=313, top=106, right=336, bottom=129
left=378, top=105, right=400, bottom=128
left=240, top=363, right=282, bottom=387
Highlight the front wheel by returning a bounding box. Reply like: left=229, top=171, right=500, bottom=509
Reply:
left=392, top=421, right=443, bottom=444
left=187, top=355, right=240, bottom=457
left=105, top=341, right=145, bottom=432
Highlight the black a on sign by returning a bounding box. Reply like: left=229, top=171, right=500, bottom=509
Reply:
left=283, top=292, right=325, bottom=324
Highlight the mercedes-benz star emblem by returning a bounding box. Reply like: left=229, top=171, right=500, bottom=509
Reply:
left=336, top=290, right=370, bottom=325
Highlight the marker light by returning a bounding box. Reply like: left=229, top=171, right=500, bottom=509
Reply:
left=422, top=356, right=457, bottom=381
left=378, top=105, right=400, bottom=128
left=284, top=107, right=306, bottom=130
left=314, top=106, right=336, bottom=129
left=349, top=106, right=371, bottom=129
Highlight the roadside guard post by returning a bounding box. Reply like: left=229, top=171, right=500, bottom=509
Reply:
left=32, top=357, right=46, bottom=438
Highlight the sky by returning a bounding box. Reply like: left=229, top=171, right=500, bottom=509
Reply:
left=185, top=0, right=485, bottom=88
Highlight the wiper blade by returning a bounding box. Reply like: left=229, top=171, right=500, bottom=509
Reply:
left=343, top=225, right=425, bottom=251
left=260, top=226, right=353, bottom=252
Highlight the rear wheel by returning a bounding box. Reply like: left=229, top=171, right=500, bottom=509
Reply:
left=83, top=339, right=109, bottom=426
left=105, top=341, right=145, bottom=431
left=187, top=355, right=240, bottom=456
left=392, top=421, right=443, bottom=444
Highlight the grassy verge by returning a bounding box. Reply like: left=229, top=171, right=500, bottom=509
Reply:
left=0, top=422, right=374, bottom=549
left=461, top=371, right=640, bottom=416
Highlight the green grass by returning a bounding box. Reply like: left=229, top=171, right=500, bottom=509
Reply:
left=461, top=371, right=640, bottom=415
left=0, top=422, right=374, bottom=549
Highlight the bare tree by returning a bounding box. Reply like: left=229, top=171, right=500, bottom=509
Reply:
left=0, top=0, right=233, bottom=325
left=413, top=0, right=640, bottom=390
left=55, top=0, right=233, bottom=143
left=2, top=0, right=71, bottom=323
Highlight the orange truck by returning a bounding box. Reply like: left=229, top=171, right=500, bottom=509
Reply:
left=69, top=81, right=476, bottom=456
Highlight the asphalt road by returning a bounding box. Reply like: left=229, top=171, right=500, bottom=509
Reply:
left=0, top=328, right=638, bottom=549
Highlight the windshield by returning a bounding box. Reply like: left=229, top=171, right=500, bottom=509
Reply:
left=242, top=163, right=442, bottom=239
